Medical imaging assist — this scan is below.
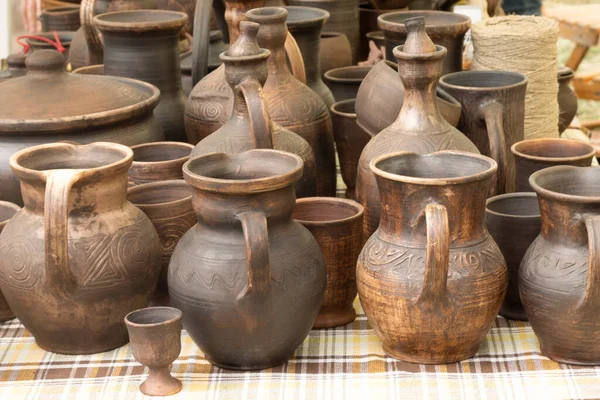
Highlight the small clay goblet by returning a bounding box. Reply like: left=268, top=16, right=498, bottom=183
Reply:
left=125, top=307, right=183, bottom=396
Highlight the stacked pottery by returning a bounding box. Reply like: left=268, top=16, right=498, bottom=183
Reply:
left=247, top=7, right=336, bottom=197
left=168, top=149, right=327, bottom=370
left=0, top=201, right=19, bottom=322
left=191, top=21, right=317, bottom=198
left=0, top=142, right=161, bottom=354
left=355, top=17, right=479, bottom=239
left=129, top=142, right=194, bottom=186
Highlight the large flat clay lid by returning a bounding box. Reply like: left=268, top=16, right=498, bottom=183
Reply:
left=0, top=50, right=160, bottom=133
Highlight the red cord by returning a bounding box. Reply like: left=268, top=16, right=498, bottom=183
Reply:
left=16, top=31, right=65, bottom=54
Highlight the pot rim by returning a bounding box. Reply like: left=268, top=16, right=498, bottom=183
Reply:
left=131, top=141, right=194, bottom=166
left=0, top=201, right=20, bottom=228
left=41, top=5, right=80, bottom=14
left=485, top=192, right=540, bottom=219
left=511, top=138, right=596, bottom=163
left=378, top=10, right=471, bottom=35
left=530, top=165, right=600, bottom=203
left=370, top=150, right=497, bottom=186
left=393, top=44, right=446, bottom=62
left=94, top=10, right=188, bottom=33
left=127, top=179, right=192, bottom=209
left=439, top=70, right=528, bottom=93
left=124, top=306, right=182, bottom=328
left=183, top=149, right=304, bottom=194
left=330, top=98, right=356, bottom=117
left=294, top=197, right=364, bottom=227
left=365, top=30, right=384, bottom=40
left=324, top=66, right=372, bottom=83
left=283, top=6, right=330, bottom=28
left=557, top=66, right=574, bottom=81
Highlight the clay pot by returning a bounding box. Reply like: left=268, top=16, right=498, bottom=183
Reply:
left=0, top=142, right=162, bottom=354
left=355, top=60, right=462, bottom=136
left=0, top=201, right=20, bottom=323
left=95, top=10, right=188, bottom=142
left=0, top=54, right=27, bottom=82
left=128, top=180, right=195, bottom=306
left=125, top=307, right=183, bottom=396
left=557, top=66, right=578, bottom=134
left=168, top=149, right=327, bottom=370
left=358, top=150, right=507, bottom=363
left=26, top=32, right=74, bottom=68
left=378, top=10, right=471, bottom=75
left=68, top=28, right=92, bottom=70
left=439, top=70, right=528, bottom=195
left=356, top=17, right=479, bottom=240
left=284, top=6, right=335, bottom=109
left=520, top=166, right=600, bottom=365
left=129, top=142, right=194, bottom=186
left=191, top=22, right=317, bottom=198
left=287, top=0, right=359, bottom=63
left=40, top=5, right=81, bottom=32
left=359, top=6, right=404, bottom=62
left=319, top=32, right=352, bottom=77
left=0, top=50, right=164, bottom=206
left=324, top=66, right=371, bottom=102
left=511, top=138, right=595, bottom=192
left=180, top=30, right=228, bottom=96
left=247, top=7, right=337, bottom=197
left=293, top=197, right=363, bottom=328
left=486, top=193, right=540, bottom=321
left=331, top=99, right=371, bottom=197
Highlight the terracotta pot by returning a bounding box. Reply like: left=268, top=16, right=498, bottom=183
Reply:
left=129, top=142, right=193, bottom=186
left=168, top=149, right=327, bottom=370
left=247, top=7, right=337, bottom=197
left=293, top=197, right=363, bottom=328
left=486, top=192, right=540, bottom=321
left=0, top=142, right=162, bottom=354
left=191, top=22, right=317, bottom=198
left=324, top=66, right=371, bottom=102
left=319, top=32, right=352, bottom=77
left=180, top=30, right=228, bottom=96
left=356, top=17, right=478, bottom=240
left=125, top=307, right=183, bottom=396
left=439, top=70, right=528, bottom=195
left=511, top=138, right=595, bottom=192
left=358, top=150, right=507, bottom=363
left=95, top=10, right=188, bottom=142
left=287, top=0, right=359, bottom=63
left=378, top=10, right=470, bottom=75
left=331, top=99, right=371, bottom=197
left=520, top=166, right=600, bottom=365
left=284, top=6, right=335, bottom=109
left=359, top=6, right=404, bottom=62
left=355, top=60, right=462, bottom=136
left=128, top=181, right=195, bottom=306
left=26, top=32, right=74, bottom=68
left=557, top=66, right=578, bottom=134
left=0, top=50, right=164, bottom=206
left=40, top=5, right=81, bottom=32
left=0, top=201, right=20, bottom=322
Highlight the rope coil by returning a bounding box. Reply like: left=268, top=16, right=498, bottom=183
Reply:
left=16, top=31, right=66, bottom=55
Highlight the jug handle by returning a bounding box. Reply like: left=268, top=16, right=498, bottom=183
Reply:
left=285, top=33, right=306, bottom=85
left=578, top=215, right=600, bottom=310
left=416, top=203, right=451, bottom=306
left=239, top=79, right=273, bottom=149
left=45, top=170, right=80, bottom=294
left=480, top=101, right=507, bottom=196
left=80, top=0, right=104, bottom=64
left=192, top=0, right=213, bottom=86
left=237, top=211, right=271, bottom=299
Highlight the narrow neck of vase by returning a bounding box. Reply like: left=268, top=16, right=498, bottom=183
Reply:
left=290, top=26, right=322, bottom=86
left=102, top=30, right=182, bottom=94
left=267, top=46, right=292, bottom=77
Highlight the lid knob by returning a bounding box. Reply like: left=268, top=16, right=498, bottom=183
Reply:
left=25, top=50, right=65, bottom=72
left=227, top=21, right=261, bottom=57
left=404, top=16, right=436, bottom=54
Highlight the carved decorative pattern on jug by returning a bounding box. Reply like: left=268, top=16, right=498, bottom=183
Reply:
left=0, top=234, right=42, bottom=291
left=153, top=212, right=196, bottom=258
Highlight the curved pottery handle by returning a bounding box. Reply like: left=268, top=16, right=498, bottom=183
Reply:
left=577, top=215, right=600, bottom=311
left=45, top=170, right=80, bottom=294
left=285, top=32, right=306, bottom=85
left=238, top=211, right=271, bottom=300
left=480, top=101, right=507, bottom=196
left=80, top=0, right=104, bottom=63
left=239, top=80, right=273, bottom=149
left=192, top=0, right=213, bottom=86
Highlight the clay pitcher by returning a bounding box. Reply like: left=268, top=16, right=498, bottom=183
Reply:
left=168, top=149, right=327, bottom=370
left=520, top=166, right=600, bottom=365
left=439, top=70, right=528, bottom=194
left=0, top=142, right=162, bottom=354
left=0, top=201, right=20, bottom=322
left=357, top=150, right=507, bottom=363
left=356, top=17, right=479, bottom=240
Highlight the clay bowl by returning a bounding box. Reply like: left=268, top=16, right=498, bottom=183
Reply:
left=129, top=141, right=194, bottom=186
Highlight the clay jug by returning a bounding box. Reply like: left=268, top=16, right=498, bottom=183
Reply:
left=356, top=17, right=479, bottom=240
left=247, top=7, right=336, bottom=197
left=168, top=149, right=327, bottom=370
left=284, top=6, right=335, bottom=109
left=0, top=142, right=162, bottom=354
left=0, top=201, right=20, bottom=322
left=557, top=66, right=578, bottom=134
left=357, top=150, right=507, bottom=363
left=41, top=5, right=81, bottom=32
left=191, top=22, right=317, bottom=198
left=520, top=166, right=600, bottom=365
left=95, top=10, right=189, bottom=142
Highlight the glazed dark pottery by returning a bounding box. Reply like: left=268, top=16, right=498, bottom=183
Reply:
left=129, top=142, right=194, bottom=186
left=0, top=201, right=19, bottom=322
left=324, top=66, right=371, bottom=102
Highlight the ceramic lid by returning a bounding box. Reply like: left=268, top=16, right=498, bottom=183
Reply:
left=0, top=50, right=160, bottom=133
